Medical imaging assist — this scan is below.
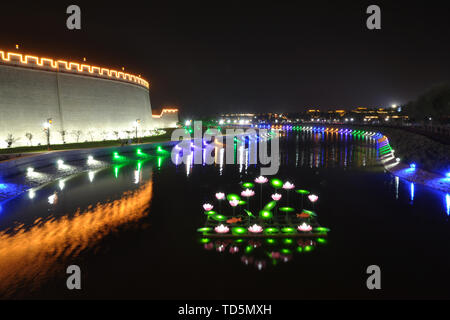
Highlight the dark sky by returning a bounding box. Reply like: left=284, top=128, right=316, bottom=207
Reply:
left=1, top=1, right=449, bottom=117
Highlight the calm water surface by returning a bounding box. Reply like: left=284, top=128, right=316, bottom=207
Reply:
left=0, top=132, right=449, bottom=299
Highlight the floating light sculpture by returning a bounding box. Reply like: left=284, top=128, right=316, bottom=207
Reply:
left=270, top=178, right=283, bottom=189
left=271, top=193, right=282, bottom=201
left=241, top=189, right=255, bottom=198
left=308, top=194, right=318, bottom=209
left=215, top=192, right=225, bottom=200
left=298, top=223, right=312, bottom=232
left=242, top=182, right=255, bottom=188
left=248, top=224, right=263, bottom=233
left=259, top=210, right=273, bottom=220
left=282, top=182, right=295, bottom=190
left=255, top=176, right=268, bottom=184
left=215, top=224, right=230, bottom=234
left=232, top=227, right=247, bottom=235
left=229, top=199, right=239, bottom=207
left=203, top=203, right=214, bottom=211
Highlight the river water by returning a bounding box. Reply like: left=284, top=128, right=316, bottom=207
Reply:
left=0, top=131, right=449, bottom=299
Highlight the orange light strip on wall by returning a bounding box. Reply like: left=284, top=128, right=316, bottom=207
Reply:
left=0, top=50, right=149, bottom=89
left=152, top=108, right=179, bottom=118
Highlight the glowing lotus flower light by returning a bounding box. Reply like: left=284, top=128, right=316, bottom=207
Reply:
left=203, top=203, right=214, bottom=211
left=254, top=176, right=268, bottom=184
left=214, top=224, right=230, bottom=234
left=229, top=199, right=239, bottom=207
left=215, top=192, right=225, bottom=200
left=248, top=224, right=263, bottom=233
left=241, top=189, right=255, bottom=197
left=298, top=223, right=312, bottom=232
left=308, top=194, right=319, bottom=203
left=271, top=193, right=282, bottom=201
left=282, top=181, right=295, bottom=190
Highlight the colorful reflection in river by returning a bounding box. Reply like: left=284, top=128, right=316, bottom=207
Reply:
left=0, top=180, right=153, bottom=297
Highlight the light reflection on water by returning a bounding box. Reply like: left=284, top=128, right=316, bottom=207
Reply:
left=0, top=179, right=153, bottom=297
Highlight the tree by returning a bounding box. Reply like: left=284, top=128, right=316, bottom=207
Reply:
left=407, top=83, right=450, bottom=123
left=101, top=130, right=108, bottom=141
left=71, top=130, right=82, bottom=143
left=113, top=131, right=119, bottom=140
left=5, top=134, right=20, bottom=148
left=59, top=130, right=67, bottom=144
left=87, top=130, right=95, bottom=142
left=25, top=132, right=33, bottom=146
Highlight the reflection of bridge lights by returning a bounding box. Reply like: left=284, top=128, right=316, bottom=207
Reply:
left=87, top=155, right=96, bottom=165
left=27, top=167, right=34, bottom=175
left=28, top=189, right=35, bottom=199
left=59, top=180, right=65, bottom=190
left=57, top=159, right=66, bottom=170
left=48, top=193, right=57, bottom=204
left=446, top=194, right=449, bottom=215
left=88, top=171, right=95, bottom=182
left=410, top=182, right=415, bottom=202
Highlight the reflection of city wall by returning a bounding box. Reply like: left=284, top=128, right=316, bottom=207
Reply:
left=0, top=180, right=153, bottom=297
left=0, top=63, right=154, bottom=147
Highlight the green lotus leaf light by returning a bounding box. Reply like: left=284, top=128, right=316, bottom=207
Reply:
left=302, top=209, right=317, bottom=217
left=259, top=210, right=273, bottom=219
left=244, top=209, right=255, bottom=218
left=264, top=227, right=279, bottom=234
left=204, top=210, right=217, bottom=216
left=304, top=245, right=314, bottom=252
left=296, top=246, right=303, bottom=253
left=279, top=207, right=295, bottom=212
left=227, top=194, right=241, bottom=201
left=296, top=189, right=310, bottom=195
left=314, top=227, right=330, bottom=232
left=266, top=238, right=277, bottom=244
left=212, top=214, right=227, bottom=222
left=234, top=239, right=244, bottom=244
left=281, top=248, right=292, bottom=254
left=281, top=227, right=296, bottom=233
left=283, top=238, right=294, bottom=245
left=245, top=245, right=253, bottom=253
left=242, top=182, right=255, bottom=188
left=264, top=201, right=277, bottom=211
left=199, top=238, right=211, bottom=244
left=270, top=178, right=283, bottom=188
left=238, top=200, right=246, bottom=205
left=232, top=227, right=247, bottom=235
left=317, top=238, right=327, bottom=244
left=197, top=227, right=212, bottom=233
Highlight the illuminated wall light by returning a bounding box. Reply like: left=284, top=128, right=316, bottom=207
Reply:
left=59, top=180, right=65, bottom=190
left=0, top=50, right=149, bottom=89
left=410, top=163, right=416, bottom=170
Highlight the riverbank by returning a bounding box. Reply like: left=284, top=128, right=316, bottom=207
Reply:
left=359, top=126, right=450, bottom=176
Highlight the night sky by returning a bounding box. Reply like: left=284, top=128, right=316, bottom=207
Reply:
left=1, top=1, right=449, bottom=116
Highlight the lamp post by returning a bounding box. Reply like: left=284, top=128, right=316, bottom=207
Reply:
left=43, top=118, right=52, bottom=150
left=134, top=119, right=141, bottom=143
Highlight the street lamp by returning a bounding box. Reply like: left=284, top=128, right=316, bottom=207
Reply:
left=43, top=118, right=52, bottom=150
left=134, top=119, right=141, bottom=142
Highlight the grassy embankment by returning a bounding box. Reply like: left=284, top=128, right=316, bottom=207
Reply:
left=0, top=129, right=176, bottom=159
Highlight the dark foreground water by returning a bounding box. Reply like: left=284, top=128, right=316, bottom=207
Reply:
left=0, top=132, right=449, bottom=299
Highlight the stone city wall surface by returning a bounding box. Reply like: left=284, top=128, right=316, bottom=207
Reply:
left=0, top=64, right=154, bottom=147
